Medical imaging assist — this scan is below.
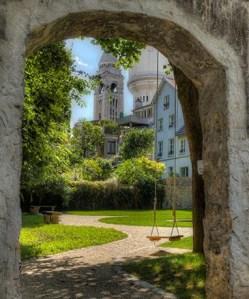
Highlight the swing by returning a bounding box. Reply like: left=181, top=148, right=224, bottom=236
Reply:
left=147, top=50, right=183, bottom=243
left=146, top=179, right=183, bottom=242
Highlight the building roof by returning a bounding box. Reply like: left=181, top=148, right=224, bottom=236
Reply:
left=117, top=115, right=152, bottom=127
left=151, top=76, right=177, bottom=105
left=176, top=125, right=185, bottom=136
left=99, top=52, right=117, bottom=66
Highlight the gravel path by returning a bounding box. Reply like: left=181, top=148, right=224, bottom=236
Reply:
left=21, top=214, right=192, bottom=299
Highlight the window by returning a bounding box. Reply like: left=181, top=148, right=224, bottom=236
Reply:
left=168, top=167, right=174, bottom=176
left=143, top=96, right=146, bottom=102
left=110, top=83, right=118, bottom=93
left=98, top=113, right=101, bottom=120
left=163, top=95, right=170, bottom=110
left=158, top=141, right=163, bottom=157
left=179, top=138, right=186, bottom=154
left=108, top=141, right=116, bottom=154
left=169, top=114, right=175, bottom=128
left=158, top=118, right=163, bottom=131
left=146, top=96, right=149, bottom=102
left=168, top=138, right=175, bottom=156
left=180, top=167, right=189, bottom=177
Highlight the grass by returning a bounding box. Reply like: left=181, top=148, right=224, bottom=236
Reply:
left=161, top=236, right=193, bottom=250
left=67, top=210, right=192, bottom=227
left=124, top=253, right=206, bottom=299
left=20, top=214, right=127, bottom=260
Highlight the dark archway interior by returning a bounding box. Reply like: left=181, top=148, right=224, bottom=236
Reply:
left=25, top=10, right=230, bottom=298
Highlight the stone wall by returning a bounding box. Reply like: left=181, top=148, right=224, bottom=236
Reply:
left=163, top=177, right=192, bottom=210
left=0, top=1, right=248, bottom=298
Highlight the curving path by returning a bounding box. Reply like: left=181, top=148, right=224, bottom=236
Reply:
left=21, top=214, right=192, bottom=299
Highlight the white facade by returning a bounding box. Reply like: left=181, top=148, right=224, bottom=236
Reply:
left=128, top=46, right=168, bottom=123
left=153, top=77, right=192, bottom=177
left=94, top=52, right=124, bottom=121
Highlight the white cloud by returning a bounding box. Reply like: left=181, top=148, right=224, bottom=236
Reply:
left=74, top=56, right=88, bottom=67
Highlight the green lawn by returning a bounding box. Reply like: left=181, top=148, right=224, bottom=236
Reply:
left=161, top=236, right=193, bottom=250
left=124, top=253, right=205, bottom=299
left=20, top=214, right=127, bottom=260
left=67, top=210, right=192, bottom=227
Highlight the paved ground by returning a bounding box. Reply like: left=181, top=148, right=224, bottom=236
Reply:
left=21, top=214, right=192, bottom=299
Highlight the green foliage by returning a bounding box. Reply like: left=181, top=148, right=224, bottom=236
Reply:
left=93, top=38, right=145, bottom=69
left=71, top=121, right=105, bottom=161
left=99, top=120, right=120, bottom=135
left=81, top=158, right=113, bottom=181
left=124, top=253, right=205, bottom=299
left=69, top=179, right=135, bottom=210
left=21, top=214, right=127, bottom=260
left=115, top=156, right=165, bottom=186
left=119, top=129, right=154, bottom=160
left=22, top=42, right=92, bottom=198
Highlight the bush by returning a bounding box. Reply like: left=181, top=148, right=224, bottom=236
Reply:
left=69, top=178, right=165, bottom=210
left=21, top=177, right=72, bottom=211
left=81, top=158, right=112, bottom=181
left=115, top=156, right=165, bottom=185
left=119, top=128, right=154, bottom=160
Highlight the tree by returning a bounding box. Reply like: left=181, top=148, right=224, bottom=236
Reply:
left=22, top=42, right=94, bottom=204
left=119, top=128, right=154, bottom=160
left=71, top=121, right=105, bottom=161
left=93, top=38, right=145, bottom=69
left=115, top=156, right=165, bottom=186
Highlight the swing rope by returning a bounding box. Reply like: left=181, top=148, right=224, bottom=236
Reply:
left=147, top=51, right=183, bottom=242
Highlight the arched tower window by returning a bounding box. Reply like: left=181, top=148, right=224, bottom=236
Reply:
left=110, top=83, right=118, bottom=93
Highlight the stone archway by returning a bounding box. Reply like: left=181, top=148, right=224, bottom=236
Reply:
left=0, top=1, right=248, bottom=298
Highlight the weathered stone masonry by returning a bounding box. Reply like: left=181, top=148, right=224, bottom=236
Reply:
left=0, top=1, right=248, bottom=298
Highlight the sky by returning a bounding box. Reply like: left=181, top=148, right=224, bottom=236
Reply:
left=65, top=38, right=133, bottom=127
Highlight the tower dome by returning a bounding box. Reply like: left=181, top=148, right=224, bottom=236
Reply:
left=128, top=46, right=168, bottom=110
left=99, top=52, right=117, bottom=66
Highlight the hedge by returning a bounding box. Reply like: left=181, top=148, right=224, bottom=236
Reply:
left=69, top=179, right=165, bottom=210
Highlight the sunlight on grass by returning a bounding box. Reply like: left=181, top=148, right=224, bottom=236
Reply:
left=124, top=253, right=205, bottom=299
left=161, top=236, right=193, bottom=250
left=67, top=210, right=192, bottom=227
left=20, top=214, right=127, bottom=260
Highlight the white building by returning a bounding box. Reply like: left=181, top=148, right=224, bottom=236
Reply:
left=93, top=52, right=124, bottom=121
left=128, top=46, right=168, bottom=123
left=153, top=76, right=192, bottom=177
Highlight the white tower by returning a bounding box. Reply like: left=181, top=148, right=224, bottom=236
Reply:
left=94, top=52, right=124, bottom=121
left=128, top=46, right=168, bottom=120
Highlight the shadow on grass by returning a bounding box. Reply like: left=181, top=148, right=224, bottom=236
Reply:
left=21, top=252, right=205, bottom=299
left=124, top=253, right=206, bottom=299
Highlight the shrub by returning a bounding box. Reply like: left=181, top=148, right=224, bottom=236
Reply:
left=21, top=177, right=72, bottom=211
left=69, top=178, right=165, bottom=210
left=81, top=158, right=112, bottom=181
left=119, top=128, right=154, bottom=160
left=115, top=156, right=165, bottom=185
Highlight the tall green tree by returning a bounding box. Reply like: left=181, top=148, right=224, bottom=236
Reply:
left=119, top=128, right=154, bottom=160
left=22, top=42, right=95, bottom=196
left=71, top=121, right=105, bottom=161
left=93, top=38, right=144, bottom=69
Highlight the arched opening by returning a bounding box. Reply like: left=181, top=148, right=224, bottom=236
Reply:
left=25, top=12, right=229, bottom=298
left=1, top=3, right=248, bottom=299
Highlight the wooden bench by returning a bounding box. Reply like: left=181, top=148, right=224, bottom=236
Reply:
left=30, top=205, right=56, bottom=214
left=43, top=211, right=62, bottom=224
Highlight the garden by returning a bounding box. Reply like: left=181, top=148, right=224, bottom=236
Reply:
left=20, top=39, right=204, bottom=299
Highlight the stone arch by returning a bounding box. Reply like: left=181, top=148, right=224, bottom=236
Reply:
left=0, top=1, right=248, bottom=299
